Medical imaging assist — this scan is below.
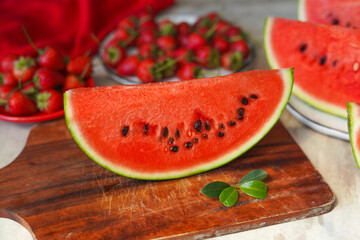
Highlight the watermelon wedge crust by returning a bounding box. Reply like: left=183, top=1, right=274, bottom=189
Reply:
left=64, top=69, right=293, bottom=180
left=298, top=0, right=360, bottom=29
left=347, top=102, right=360, bottom=168
left=263, top=17, right=360, bottom=118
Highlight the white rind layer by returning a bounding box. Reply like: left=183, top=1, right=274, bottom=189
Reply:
left=64, top=70, right=293, bottom=180
left=298, top=0, right=307, bottom=21
left=348, top=102, right=360, bottom=168
left=263, top=16, right=347, bottom=118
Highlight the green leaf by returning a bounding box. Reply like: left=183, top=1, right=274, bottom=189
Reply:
left=238, top=169, right=268, bottom=185
left=200, top=181, right=230, bottom=198
left=219, top=186, right=238, bottom=207
left=239, top=180, right=268, bottom=199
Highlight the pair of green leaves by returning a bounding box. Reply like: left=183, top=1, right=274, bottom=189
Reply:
left=200, top=169, right=269, bottom=207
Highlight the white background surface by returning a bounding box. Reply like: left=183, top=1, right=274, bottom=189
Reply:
left=1, top=0, right=360, bottom=239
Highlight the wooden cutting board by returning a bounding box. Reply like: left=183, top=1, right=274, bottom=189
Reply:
left=0, top=119, right=335, bottom=240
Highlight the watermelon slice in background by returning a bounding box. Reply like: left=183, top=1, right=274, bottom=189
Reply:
left=64, top=69, right=293, bottom=180
left=263, top=17, right=360, bottom=118
left=347, top=102, right=360, bottom=168
left=298, top=0, right=360, bottom=29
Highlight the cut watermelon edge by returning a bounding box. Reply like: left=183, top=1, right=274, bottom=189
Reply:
left=263, top=16, right=347, bottom=119
left=64, top=69, right=293, bottom=180
left=297, top=0, right=306, bottom=21
left=347, top=102, right=360, bottom=168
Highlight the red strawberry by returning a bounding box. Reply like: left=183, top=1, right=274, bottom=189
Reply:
left=7, top=90, right=37, bottom=116
left=22, top=82, right=37, bottom=95
left=212, top=35, right=230, bottom=53
left=114, top=28, right=136, bottom=46
left=221, top=51, right=244, bottom=72
left=156, top=35, right=177, bottom=51
left=207, top=12, right=220, bottom=21
left=85, top=77, right=94, bottom=87
left=195, top=17, right=213, bottom=29
left=187, top=33, right=207, bottom=51
left=139, top=18, right=157, bottom=31
left=136, top=59, right=160, bottom=83
left=196, top=26, right=209, bottom=36
left=1, top=55, right=17, bottom=72
left=138, top=43, right=159, bottom=60
left=118, top=16, right=137, bottom=30
left=66, top=56, right=92, bottom=78
left=214, top=20, right=230, bottom=34
left=39, top=47, right=65, bottom=71
left=177, top=22, right=191, bottom=35
left=177, top=63, right=203, bottom=80
left=36, top=89, right=63, bottom=114
left=159, top=19, right=176, bottom=36
left=195, top=46, right=220, bottom=69
left=177, top=34, right=189, bottom=47
left=33, top=68, right=65, bottom=90
left=0, top=71, right=17, bottom=87
left=117, top=55, right=140, bottom=76
left=106, top=38, right=124, bottom=48
left=13, top=56, right=37, bottom=83
left=0, top=85, right=13, bottom=113
left=136, top=28, right=157, bottom=47
left=173, top=48, right=193, bottom=66
left=102, top=46, right=127, bottom=68
left=231, top=40, right=249, bottom=58
left=226, top=26, right=242, bottom=38
left=63, top=75, right=86, bottom=92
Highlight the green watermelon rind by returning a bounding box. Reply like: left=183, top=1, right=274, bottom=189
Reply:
left=64, top=69, right=293, bottom=180
left=347, top=102, right=360, bottom=168
left=298, top=0, right=306, bottom=21
left=263, top=16, right=347, bottom=118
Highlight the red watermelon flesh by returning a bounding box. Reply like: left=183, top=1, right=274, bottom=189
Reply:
left=264, top=17, right=360, bottom=118
left=299, top=0, right=360, bottom=29
left=65, top=69, right=293, bottom=180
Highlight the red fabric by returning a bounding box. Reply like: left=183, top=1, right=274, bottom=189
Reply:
left=0, top=0, right=174, bottom=59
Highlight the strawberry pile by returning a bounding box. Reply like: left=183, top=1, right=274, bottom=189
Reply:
left=0, top=49, right=93, bottom=117
left=102, top=11, right=251, bottom=83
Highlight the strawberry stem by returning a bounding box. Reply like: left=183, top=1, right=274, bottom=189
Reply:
left=21, top=24, right=42, bottom=55
left=90, top=32, right=101, bottom=46
left=80, top=62, right=91, bottom=80
left=155, top=56, right=184, bottom=73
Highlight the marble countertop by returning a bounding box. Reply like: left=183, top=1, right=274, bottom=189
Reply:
left=1, top=0, right=360, bottom=239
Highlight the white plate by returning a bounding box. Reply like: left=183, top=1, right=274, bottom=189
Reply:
left=98, top=14, right=256, bottom=85
left=286, top=95, right=349, bottom=141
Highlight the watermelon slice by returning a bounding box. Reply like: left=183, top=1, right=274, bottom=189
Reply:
left=298, top=0, right=360, bottom=29
left=263, top=17, right=360, bottom=118
left=64, top=69, right=293, bottom=180
left=347, top=102, right=360, bottom=168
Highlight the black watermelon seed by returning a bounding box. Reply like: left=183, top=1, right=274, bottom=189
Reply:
left=332, top=60, right=337, bottom=67
left=218, top=132, right=225, bottom=137
left=193, top=138, right=199, bottom=143
left=143, top=125, right=149, bottom=135
left=203, top=134, right=208, bottom=139
left=170, top=146, right=179, bottom=152
left=229, top=121, right=236, bottom=126
left=205, top=120, right=211, bottom=131
left=122, top=126, right=129, bottom=136
left=220, top=123, right=225, bottom=130
left=299, top=44, right=307, bottom=53
left=169, top=138, right=174, bottom=144
left=332, top=18, right=339, bottom=25
left=238, top=108, right=244, bottom=116
left=250, top=94, right=258, bottom=99
left=319, top=56, right=327, bottom=65
left=194, top=120, right=202, bottom=132
left=241, top=97, right=248, bottom=105
left=185, top=142, right=193, bottom=148
left=346, top=22, right=351, bottom=27
left=176, top=129, right=180, bottom=139
left=238, top=116, right=244, bottom=120
left=162, top=127, right=169, bottom=138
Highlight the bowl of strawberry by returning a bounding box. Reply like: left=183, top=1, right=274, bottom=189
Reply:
left=99, top=11, right=256, bottom=85
left=0, top=50, right=94, bottom=123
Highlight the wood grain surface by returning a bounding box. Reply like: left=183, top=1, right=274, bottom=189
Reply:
left=0, top=119, right=335, bottom=240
